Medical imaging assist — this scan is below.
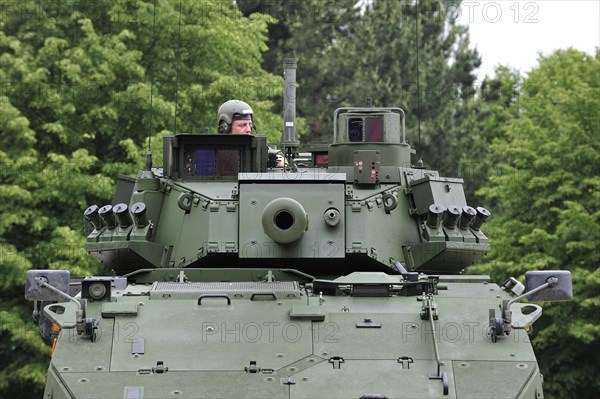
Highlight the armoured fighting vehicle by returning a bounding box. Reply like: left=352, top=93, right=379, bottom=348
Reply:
left=26, top=60, right=572, bottom=398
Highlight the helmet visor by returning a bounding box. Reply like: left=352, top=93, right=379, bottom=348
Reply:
left=232, top=113, right=252, bottom=121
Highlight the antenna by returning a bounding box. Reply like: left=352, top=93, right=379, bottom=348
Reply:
left=146, top=0, right=158, bottom=171
left=414, top=0, right=424, bottom=168
left=173, top=0, right=183, bottom=135
left=415, top=0, right=422, bottom=157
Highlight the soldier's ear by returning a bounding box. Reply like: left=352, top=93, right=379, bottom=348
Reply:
left=218, top=121, right=230, bottom=133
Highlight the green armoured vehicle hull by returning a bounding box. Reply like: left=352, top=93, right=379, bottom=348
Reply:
left=26, top=60, right=572, bottom=398
left=40, top=268, right=547, bottom=399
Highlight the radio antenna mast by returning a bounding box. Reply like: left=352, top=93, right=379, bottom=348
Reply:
left=415, top=0, right=424, bottom=168
left=145, top=0, right=158, bottom=171
left=173, top=0, right=183, bottom=135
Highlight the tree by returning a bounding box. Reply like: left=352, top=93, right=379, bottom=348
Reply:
left=326, top=0, right=481, bottom=163
left=242, top=0, right=483, bottom=178
left=471, top=48, right=600, bottom=398
left=438, top=65, right=523, bottom=204
left=0, top=1, right=280, bottom=395
left=239, top=0, right=360, bottom=142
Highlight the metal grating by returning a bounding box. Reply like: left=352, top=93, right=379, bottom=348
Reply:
left=152, top=281, right=299, bottom=294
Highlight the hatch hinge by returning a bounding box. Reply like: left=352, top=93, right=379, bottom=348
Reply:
left=328, top=356, right=345, bottom=369
left=356, top=318, right=382, bottom=328
left=152, top=360, right=168, bottom=374
left=345, top=186, right=354, bottom=199
left=245, top=360, right=260, bottom=373
left=397, top=356, right=414, bottom=369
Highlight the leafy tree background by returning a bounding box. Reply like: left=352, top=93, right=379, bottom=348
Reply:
left=470, top=49, right=600, bottom=398
left=1, top=0, right=597, bottom=397
left=241, top=0, right=481, bottom=173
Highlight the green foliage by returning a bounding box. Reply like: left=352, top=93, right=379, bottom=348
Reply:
left=0, top=1, right=281, bottom=395
left=438, top=65, right=523, bottom=204
left=245, top=0, right=482, bottom=186
left=240, top=0, right=358, bottom=141
left=0, top=241, right=51, bottom=397
left=239, top=0, right=356, bottom=142
left=0, top=308, right=50, bottom=397
left=471, top=49, right=600, bottom=398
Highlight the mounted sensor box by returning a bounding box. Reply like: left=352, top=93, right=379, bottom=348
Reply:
left=409, top=175, right=467, bottom=215
left=163, top=134, right=268, bottom=180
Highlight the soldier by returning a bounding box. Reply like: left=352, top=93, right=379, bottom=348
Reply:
left=275, top=150, right=286, bottom=168
left=217, top=99, right=254, bottom=134
left=218, top=100, right=288, bottom=168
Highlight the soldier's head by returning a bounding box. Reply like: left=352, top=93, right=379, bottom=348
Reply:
left=217, top=100, right=254, bottom=134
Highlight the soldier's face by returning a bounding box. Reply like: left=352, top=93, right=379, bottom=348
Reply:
left=231, top=120, right=253, bottom=134
left=276, top=154, right=285, bottom=167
